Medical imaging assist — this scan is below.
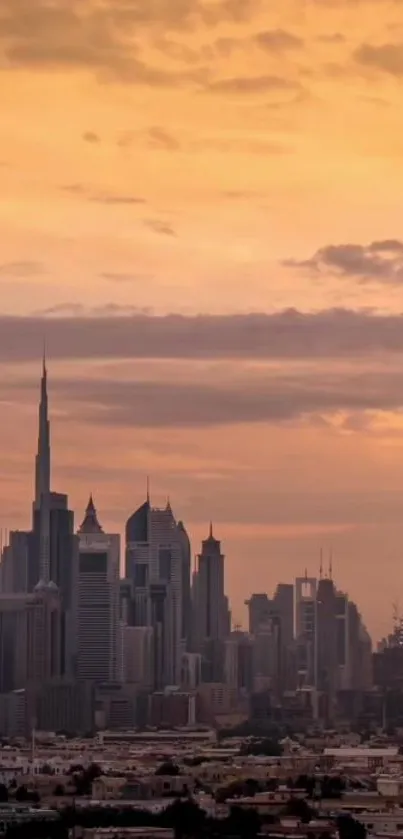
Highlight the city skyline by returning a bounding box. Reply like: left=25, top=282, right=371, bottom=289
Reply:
left=0, top=356, right=375, bottom=645
left=0, top=353, right=376, bottom=729
left=2, top=0, right=403, bottom=641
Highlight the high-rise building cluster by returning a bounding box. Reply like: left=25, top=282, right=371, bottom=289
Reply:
left=0, top=362, right=374, bottom=736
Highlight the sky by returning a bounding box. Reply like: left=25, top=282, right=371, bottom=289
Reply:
left=2, top=0, right=403, bottom=641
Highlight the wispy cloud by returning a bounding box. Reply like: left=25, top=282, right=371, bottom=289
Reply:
left=354, top=41, right=403, bottom=76
left=143, top=218, right=177, bottom=236
left=254, top=29, right=304, bottom=51
left=205, top=74, right=301, bottom=94
left=0, top=261, right=45, bottom=278
left=146, top=126, right=181, bottom=150
left=82, top=130, right=101, bottom=143
left=0, top=0, right=261, bottom=82
left=285, top=240, right=403, bottom=284
left=61, top=184, right=146, bottom=205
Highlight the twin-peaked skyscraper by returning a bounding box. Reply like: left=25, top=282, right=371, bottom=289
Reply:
left=124, top=497, right=191, bottom=687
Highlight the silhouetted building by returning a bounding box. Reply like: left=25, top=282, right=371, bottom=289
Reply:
left=76, top=497, right=120, bottom=683
left=192, top=524, right=228, bottom=681
left=246, top=593, right=272, bottom=634
left=126, top=497, right=185, bottom=687
left=0, top=584, right=61, bottom=692
left=36, top=679, right=95, bottom=735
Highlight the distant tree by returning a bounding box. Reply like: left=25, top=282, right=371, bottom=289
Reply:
left=322, top=775, right=345, bottom=798
left=163, top=799, right=206, bottom=839
left=155, top=761, right=180, bottom=776
left=68, top=763, right=84, bottom=775
left=266, top=778, right=279, bottom=791
left=284, top=797, right=313, bottom=823
left=337, top=815, right=367, bottom=839
left=73, top=762, right=102, bottom=796
left=227, top=805, right=261, bottom=839
left=0, top=783, right=8, bottom=802
left=15, top=785, right=30, bottom=802
left=53, top=784, right=65, bottom=796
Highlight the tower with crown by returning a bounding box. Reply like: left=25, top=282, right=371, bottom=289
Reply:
left=76, top=495, right=120, bottom=683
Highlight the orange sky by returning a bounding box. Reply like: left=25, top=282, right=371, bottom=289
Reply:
left=2, top=0, right=403, bottom=641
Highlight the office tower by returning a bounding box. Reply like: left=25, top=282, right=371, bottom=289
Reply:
left=178, top=520, right=191, bottom=651
left=76, top=497, right=120, bottom=683
left=348, top=601, right=372, bottom=691
left=295, top=575, right=317, bottom=689
left=126, top=496, right=150, bottom=627
left=224, top=631, right=254, bottom=693
left=246, top=593, right=272, bottom=634
left=273, top=583, right=294, bottom=651
left=316, top=575, right=338, bottom=718
left=30, top=493, right=77, bottom=675
left=192, top=524, right=228, bottom=681
left=336, top=591, right=349, bottom=689
left=1, top=531, right=30, bottom=594
left=223, top=595, right=231, bottom=636
left=26, top=581, right=62, bottom=685
left=246, top=586, right=294, bottom=692
left=0, top=594, right=30, bottom=692
left=0, top=585, right=61, bottom=692
left=150, top=502, right=184, bottom=687
left=126, top=497, right=184, bottom=688
left=252, top=617, right=282, bottom=696
left=94, top=682, right=137, bottom=730
left=123, top=625, right=154, bottom=688
left=36, top=680, right=95, bottom=735
left=181, top=652, right=202, bottom=690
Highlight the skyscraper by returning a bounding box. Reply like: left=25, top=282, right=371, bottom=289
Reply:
left=125, top=497, right=186, bottom=687
left=0, top=584, right=61, bottom=692
left=272, top=583, right=295, bottom=691
left=30, top=494, right=77, bottom=675
left=245, top=593, right=272, bottom=635
left=177, top=520, right=191, bottom=651
left=2, top=359, right=76, bottom=675
left=192, top=524, right=228, bottom=681
left=33, top=353, right=51, bottom=585
left=316, top=575, right=338, bottom=714
left=34, top=352, right=51, bottom=513
left=27, top=359, right=77, bottom=674
left=76, top=497, right=120, bottom=683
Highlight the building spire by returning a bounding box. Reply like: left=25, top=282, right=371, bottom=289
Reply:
left=209, top=521, right=213, bottom=539
left=42, top=337, right=47, bottom=377
left=78, top=494, right=104, bottom=534
left=34, top=352, right=52, bottom=582
left=35, top=350, right=51, bottom=509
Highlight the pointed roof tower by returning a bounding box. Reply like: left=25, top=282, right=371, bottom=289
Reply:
left=203, top=521, right=220, bottom=549
left=34, top=348, right=51, bottom=509
left=78, top=495, right=104, bottom=534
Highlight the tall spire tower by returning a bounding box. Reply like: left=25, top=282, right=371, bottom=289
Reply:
left=33, top=351, right=51, bottom=583
left=34, top=349, right=51, bottom=510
